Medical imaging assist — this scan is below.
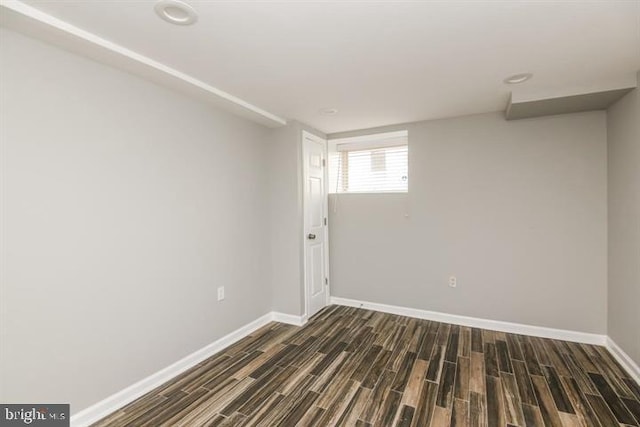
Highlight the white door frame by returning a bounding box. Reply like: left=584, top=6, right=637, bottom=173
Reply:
left=301, top=130, right=330, bottom=319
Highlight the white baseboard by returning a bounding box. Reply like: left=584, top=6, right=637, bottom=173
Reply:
left=70, top=302, right=636, bottom=427
left=272, top=312, right=308, bottom=326
left=332, top=297, right=640, bottom=384
left=606, top=337, right=640, bottom=385
left=71, top=311, right=305, bottom=427
left=330, top=296, right=607, bottom=346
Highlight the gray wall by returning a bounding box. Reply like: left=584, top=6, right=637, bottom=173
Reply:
left=269, top=121, right=325, bottom=316
left=607, top=72, right=640, bottom=366
left=0, top=29, right=273, bottom=412
left=328, top=111, right=608, bottom=334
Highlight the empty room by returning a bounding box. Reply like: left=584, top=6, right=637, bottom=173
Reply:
left=1, top=0, right=639, bottom=426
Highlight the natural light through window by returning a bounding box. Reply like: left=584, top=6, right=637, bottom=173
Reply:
left=328, top=130, right=408, bottom=193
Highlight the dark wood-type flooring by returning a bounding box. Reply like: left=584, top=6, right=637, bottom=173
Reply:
left=93, top=305, right=640, bottom=426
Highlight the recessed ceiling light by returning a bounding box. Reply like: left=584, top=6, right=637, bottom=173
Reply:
left=155, top=0, right=198, bottom=26
left=504, top=73, right=533, bottom=84
left=319, top=108, right=338, bottom=116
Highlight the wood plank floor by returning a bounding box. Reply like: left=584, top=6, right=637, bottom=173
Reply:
left=93, top=305, right=640, bottom=427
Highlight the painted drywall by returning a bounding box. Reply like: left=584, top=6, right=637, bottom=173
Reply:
left=269, top=121, right=325, bottom=317
left=269, top=123, right=304, bottom=316
left=607, top=71, right=640, bottom=366
left=0, top=29, right=273, bottom=413
left=328, top=111, right=608, bottom=334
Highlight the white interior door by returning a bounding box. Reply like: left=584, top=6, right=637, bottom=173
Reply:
left=303, top=132, right=329, bottom=318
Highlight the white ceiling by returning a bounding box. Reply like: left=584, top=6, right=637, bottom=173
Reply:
left=13, top=0, right=640, bottom=133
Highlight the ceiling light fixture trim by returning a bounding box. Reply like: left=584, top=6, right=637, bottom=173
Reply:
left=154, top=0, right=198, bottom=26
left=504, top=73, right=533, bottom=84
left=319, top=108, right=339, bottom=116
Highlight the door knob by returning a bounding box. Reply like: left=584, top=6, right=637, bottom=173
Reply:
left=308, top=233, right=316, bottom=240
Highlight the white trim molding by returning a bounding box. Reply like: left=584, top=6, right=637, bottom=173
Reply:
left=606, top=337, right=640, bottom=385
left=330, top=296, right=607, bottom=346
left=68, top=303, right=637, bottom=427
left=70, top=311, right=305, bottom=427
left=272, top=312, right=308, bottom=327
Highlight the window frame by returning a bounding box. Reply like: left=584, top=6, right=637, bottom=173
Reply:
left=328, top=130, right=409, bottom=194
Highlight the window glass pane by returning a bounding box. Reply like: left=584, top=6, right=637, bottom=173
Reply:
left=328, top=132, right=408, bottom=194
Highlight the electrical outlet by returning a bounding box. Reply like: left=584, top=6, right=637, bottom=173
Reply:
left=217, top=286, right=225, bottom=301
left=448, top=276, right=457, bottom=288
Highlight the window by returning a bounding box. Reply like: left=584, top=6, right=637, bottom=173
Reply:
left=328, top=130, right=408, bottom=193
